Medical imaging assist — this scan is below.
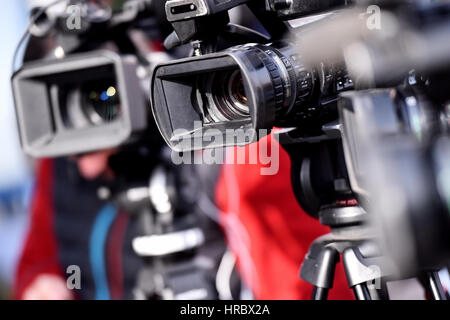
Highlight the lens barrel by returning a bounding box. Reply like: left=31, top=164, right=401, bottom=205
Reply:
left=199, top=69, right=250, bottom=122
left=196, top=43, right=316, bottom=126
left=246, top=43, right=353, bottom=129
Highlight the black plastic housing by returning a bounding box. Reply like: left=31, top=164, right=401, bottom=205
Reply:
left=12, top=50, right=147, bottom=158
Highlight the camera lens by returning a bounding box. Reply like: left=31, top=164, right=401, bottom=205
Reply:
left=60, top=80, right=122, bottom=129
left=81, top=81, right=122, bottom=124
left=228, top=70, right=248, bottom=107
left=201, top=69, right=250, bottom=122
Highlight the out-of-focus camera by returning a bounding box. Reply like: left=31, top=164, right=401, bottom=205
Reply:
left=12, top=51, right=146, bottom=157
left=12, top=0, right=168, bottom=158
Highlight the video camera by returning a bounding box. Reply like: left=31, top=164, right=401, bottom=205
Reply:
left=151, top=0, right=352, bottom=151
left=151, top=0, right=450, bottom=291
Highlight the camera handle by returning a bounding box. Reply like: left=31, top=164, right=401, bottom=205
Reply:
left=164, top=13, right=270, bottom=53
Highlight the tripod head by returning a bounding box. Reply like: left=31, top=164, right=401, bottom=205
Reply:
left=278, top=133, right=357, bottom=220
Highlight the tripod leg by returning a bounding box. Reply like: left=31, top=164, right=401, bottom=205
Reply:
left=353, top=283, right=371, bottom=300
left=364, top=279, right=389, bottom=300
left=424, top=271, right=447, bottom=300
left=300, top=245, right=339, bottom=301
left=312, top=287, right=329, bottom=300
left=376, top=280, right=390, bottom=300
left=342, top=248, right=388, bottom=300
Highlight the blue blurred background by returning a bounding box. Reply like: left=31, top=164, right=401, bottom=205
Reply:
left=0, top=0, right=33, bottom=298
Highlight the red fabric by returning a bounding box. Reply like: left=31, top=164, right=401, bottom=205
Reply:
left=215, top=135, right=354, bottom=300
left=13, top=159, right=64, bottom=299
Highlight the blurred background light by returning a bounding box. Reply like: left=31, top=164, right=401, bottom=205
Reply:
left=0, top=0, right=32, bottom=298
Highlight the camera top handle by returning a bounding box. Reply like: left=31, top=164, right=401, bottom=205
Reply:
left=163, top=0, right=351, bottom=50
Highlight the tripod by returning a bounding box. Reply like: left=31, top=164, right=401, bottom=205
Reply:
left=300, top=204, right=390, bottom=300
left=300, top=204, right=448, bottom=300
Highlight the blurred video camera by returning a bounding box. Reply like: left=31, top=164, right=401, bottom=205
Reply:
left=11, top=0, right=234, bottom=301
left=12, top=0, right=168, bottom=158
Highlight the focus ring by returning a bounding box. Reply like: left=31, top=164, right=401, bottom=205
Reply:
left=255, top=50, right=285, bottom=111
